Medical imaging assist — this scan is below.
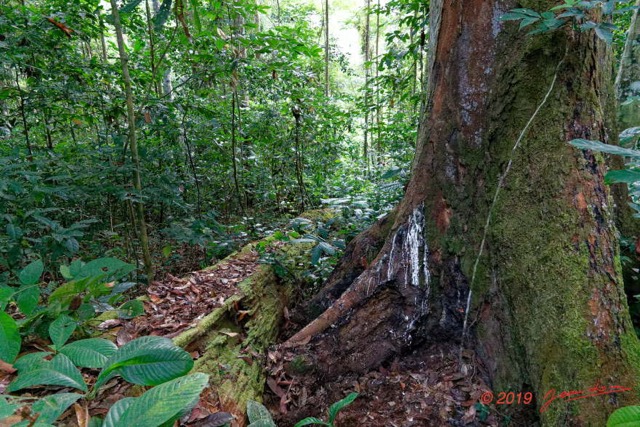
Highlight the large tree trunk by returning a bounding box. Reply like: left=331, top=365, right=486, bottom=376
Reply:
left=286, top=1, right=640, bottom=425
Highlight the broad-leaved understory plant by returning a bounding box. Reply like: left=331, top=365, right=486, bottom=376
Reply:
left=246, top=392, right=358, bottom=427
left=0, top=330, right=208, bottom=426
left=0, top=256, right=208, bottom=426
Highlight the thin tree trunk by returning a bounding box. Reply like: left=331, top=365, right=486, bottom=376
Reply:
left=375, top=0, right=381, bottom=153
left=292, top=104, right=306, bottom=212
left=363, top=0, right=370, bottom=170
left=181, top=109, right=202, bottom=216
left=231, top=92, right=245, bottom=214
left=15, top=70, right=32, bottom=158
left=324, top=0, right=329, bottom=97
left=286, top=1, right=640, bottom=424
left=110, top=0, right=155, bottom=283
left=145, top=0, right=161, bottom=96
left=99, top=16, right=108, bottom=62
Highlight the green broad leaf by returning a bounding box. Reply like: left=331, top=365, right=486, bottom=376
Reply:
left=249, top=421, right=278, bottom=427
left=69, top=259, right=84, bottom=278
left=76, top=303, right=96, bottom=321
left=595, top=23, right=613, bottom=44
left=293, top=418, right=328, bottom=427
left=95, top=336, right=194, bottom=390
left=602, top=0, right=615, bottom=15
left=0, top=287, right=13, bottom=310
left=111, top=373, right=209, bottom=427
left=8, top=353, right=87, bottom=392
left=88, top=416, right=104, bottom=427
left=189, top=0, right=201, bottom=32
left=620, top=126, right=640, bottom=145
left=381, top=167, right=402, bottom=179
left=110, top=282, right=137, bottom=295
left=519, top=16, right=540, bottom=29
left=153, top=0, right=172, bottom=32
left=78, top=258, right=135, bottom=281
left=311, top=244, right=323, bottom=266
left=48, top=278, right=89, bottom=307
left=9, top=421, right=54, bottom=427
left=31, top=393, right=84, bottom=424
left=60, top=338, right=117, bottom=369
left=19, top=260, right=44, bottom=286
left=16, top=285, right=40, bottom=316
left=117, top=300, right=144, bottom=319
left=60, top=265, right=73, bottom=280
left=607, top=405, right=640, bottom=427
left=328, top=392, right=358, bottom=423
left=569, top=139, right=640, bottom=158
left=14, top=352, right=51, bottom=371
left=291, top=238, right=318, bottom=244
left=0, top=312, right=20, bottom=363
left=499, top=12, right=529, bottom=21
left=103, top=397, right=135, bottom=427
left=0, top=395, right=20, bottom=419
left=510, top=8, right=541, bottom=17
left=247, top=400, right=275, bottom=424
left=49, top=314, right=77, bottom=349
left=318, top=242, right=336, bottom=256
left=119, top=0, right=143, bottom=13
left=162, top=245, right=172, bottom=258
left=6, top=224, right=22, bottom=240
left=605, top=170, right=640, bottom=185
left=64, top=238, right=79, bottom=254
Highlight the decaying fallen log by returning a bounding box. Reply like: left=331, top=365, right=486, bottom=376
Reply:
left=171, top=210, right=334, bottom=426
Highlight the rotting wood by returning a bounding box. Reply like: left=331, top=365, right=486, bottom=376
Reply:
left=169, top=210, right=335, bottom=426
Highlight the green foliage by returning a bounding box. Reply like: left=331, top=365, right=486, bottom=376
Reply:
left=0, top=312, right=21, bottom=363
left=500, top=1, right=637, bottom=43
left=247, top=400, right=277, bottom=427
left=93, top=335, right=194, bottom=390
left=103, top=373, right=209, bottom=427
left=293, top=392, right=358, bottom=427
left=8, top=353, right=88, bottom=392
left=246, top=393, right=358, bottom=427
left=31, top=393, right=84, bottom=425
left=569, top=135, right=640, bottom=213
left=607, top=405, right=640, bottom=426
left=0, top=256, right=139, bottom=351
left=59, top=338, right=117, bottom=369
left=1, top=335, right=206, bottom=426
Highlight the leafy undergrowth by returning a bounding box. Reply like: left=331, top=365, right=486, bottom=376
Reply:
left=0, top=249, right=264, bottom=426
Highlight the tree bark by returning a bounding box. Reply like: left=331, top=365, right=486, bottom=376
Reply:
left=286, top=1, right=640, bottom=424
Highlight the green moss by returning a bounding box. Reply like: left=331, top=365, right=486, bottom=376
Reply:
left=300, top=208, right=337, bottom=223
left=288, top=355, right=313, bottom=374
left=457, top=26, right=640, bottom=425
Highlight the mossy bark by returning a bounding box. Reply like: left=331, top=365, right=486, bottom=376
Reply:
left=174, top=264, right=287, bottom=426
left=287, top=1, right=640, bottom=425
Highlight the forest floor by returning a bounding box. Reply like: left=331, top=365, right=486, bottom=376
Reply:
left=0, top=244, right=533, bottom=427
left=264, top=341, right=510, bottom=427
